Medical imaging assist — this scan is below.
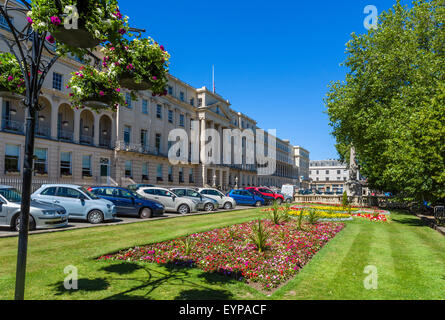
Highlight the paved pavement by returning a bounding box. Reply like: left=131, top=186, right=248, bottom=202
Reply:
left=0, top=205, right=255, bottom=238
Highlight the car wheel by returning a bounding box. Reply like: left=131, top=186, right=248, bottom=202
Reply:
left=276, top=198, right=283, bottom=205
left=178, top=204, right=190, bottom=215
left=14, top=214, right=36, bottom=232
left=204, top=203, right=214, bottom=212
left=87, top=210, right=104, bottom=224
left=286, top=198, right=292, bottom=203
left=139, top=208, right=153, bottom=219
left=255, top=201, right=262, bottom=207
left=223, top=202, right=232, bottom=210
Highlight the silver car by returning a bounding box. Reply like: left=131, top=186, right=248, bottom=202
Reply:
left=0, top=185, right=68, bottom=231
left=137, top=187, right=198, bottom=214
left=196, top=188, right=237, bottom=210
left=170, top=188, right=219, bottom=212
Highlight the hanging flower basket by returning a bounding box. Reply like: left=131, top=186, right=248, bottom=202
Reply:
left=28, top=0, right=129, bottom=52
left=0, top=53, right=26, bottom=98
left=52, top=27, right=101, bottom=49
left=67, top=65, right=125, bottom=112
left=117, top=70, right=152, bottom=91
left=101, top=37, right=170, bottom=95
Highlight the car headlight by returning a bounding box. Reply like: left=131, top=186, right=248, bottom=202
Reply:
left=42, top=210, right=56, bottom=216
left=107, top=204, right=111, bottom=209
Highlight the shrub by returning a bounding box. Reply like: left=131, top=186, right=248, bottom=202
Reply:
left=342, top=191, right=349, bottom=208
left=0, top=53, right=25, bottom=95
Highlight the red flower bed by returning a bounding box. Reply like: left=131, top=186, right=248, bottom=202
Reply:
left=99, top=220, right=345, bottom=290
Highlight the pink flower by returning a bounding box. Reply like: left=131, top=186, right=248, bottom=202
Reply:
left=99, top=91, right=105, bottom=96
left=46, top=35, right=55, bottom=44
left=118, top=28, right=126, bottom=35
left=8, top=76, right=13, bottom=81
left=152, top=76, right=157, bottom=80
left=115, top=88, right=121, bottom=92
left=160, top=45, right=165, bottom=51
left=50, top=16, right=61, bottom=26
left=126, top=64, right=134, bottom=70
left=26, top=17, right=33, bottom=24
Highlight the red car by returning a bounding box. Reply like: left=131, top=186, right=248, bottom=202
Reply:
left=245, top=187, right=284, bottom=204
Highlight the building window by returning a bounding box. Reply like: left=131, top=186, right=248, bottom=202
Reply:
left=198, top=98, right=202, bottom=107
left=337, top=170, right=341, bottom=174
left=157, top=164, right=163, bottom=182
left=34, top=148, right=47, bottom=175
left=156, top=105, right=162, bottom=119
left=125, top=160, right=132, bottom=178
left=326, top=170, right=329, bottom=174
left=168, top=86, right=173, bottom=95
left=0, top=15, right=13, bottom=31
left=125, top=93, right=132, bottom=108
left=179, top=91, right=185, bottom=101
left=179, top=167, right=184, bottom=183
left=60, top=152, right=72, bottom=176
left=190, top=98, right=194, bottom=106
left=168, top=110, right=173, bottom=123
left=179, top=114, right=185, bottom=127
left=189, top=168, right=194, bottom=183
left=82, top=155, right=92, bottom=177
left=216, top=106, right=220, bottom=114
left=142, top=99, right=148, bottom=114
left=142, top=162, right=149, bottom=181
left=124, top=125, right=131, bottom=145
left=155, top=133, right=161, bottom=154
left=52, top=73, right=63, bottom=91
left=168, top=166, right=173, bottom=182
left=5, top=144, right=20, bottom=173
left=140, top=129, right=148, bottom=149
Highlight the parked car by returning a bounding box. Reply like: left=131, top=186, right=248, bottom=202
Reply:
left=245, top=187, right=285, bottom=204
left=196, top=188, right=237, bottom=210
left=0, top=185, right=68, bottom=231
left=276, top=192, right=293, bottom=204
left=245, top=188, right=275, bottom=205
left=88, top=186, right=165, bottom=218
left=127, top=184, right=155, bottom=192
left=32, top=184, right=117, bottom=224
left=170, top=188, right=218, bottom=212
left=227, top=189, right=265, bottom=207
left=137, top=187, right=198, bottom=214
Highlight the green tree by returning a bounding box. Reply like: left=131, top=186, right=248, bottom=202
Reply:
left=326, top=0, right=445, bottom=202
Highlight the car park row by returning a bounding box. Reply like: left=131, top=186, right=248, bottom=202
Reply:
left=0, top=184, right=295, bottom=232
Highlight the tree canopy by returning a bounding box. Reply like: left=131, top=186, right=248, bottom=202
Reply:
left=326, top=0, right=444, bottom=202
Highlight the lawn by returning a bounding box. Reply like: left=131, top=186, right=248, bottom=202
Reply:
left=0, top=208, right=444, bottom=300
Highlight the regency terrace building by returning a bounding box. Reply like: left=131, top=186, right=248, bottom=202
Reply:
left=0, top=12, right=303, bottom=191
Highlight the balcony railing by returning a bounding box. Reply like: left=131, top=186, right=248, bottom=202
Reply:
left=80, top=134, right=94, bottom=145
left=58, top=129, right=74, bottom=142
left=99, top=138, right=112, bottom=149
left=115, top=140, right=169, bottom=158
left=35, top=124, right=51, bottom=138
left=1, top=119, right=24, bottom=134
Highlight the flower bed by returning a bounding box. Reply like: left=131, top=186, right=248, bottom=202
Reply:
left=98, top=220, right=345, bottom=290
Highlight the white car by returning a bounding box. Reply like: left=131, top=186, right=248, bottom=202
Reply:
left=137, top=187, right=198, bottom=214
left=196, top=188, right=236, bottom=210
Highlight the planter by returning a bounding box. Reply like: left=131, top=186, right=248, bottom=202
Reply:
left=118, top=71, right=152, bottom=91
left=82, top=94, right=113, bottom=109
left=52, top=27, right=101, bottom=49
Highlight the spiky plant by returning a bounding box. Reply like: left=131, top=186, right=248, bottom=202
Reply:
left=248, top=219, right=271, bottom=253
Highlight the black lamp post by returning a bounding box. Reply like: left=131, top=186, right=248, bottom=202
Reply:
left=0, top=1, right=146, bottom=300
left=0, top=0, right=62, bottom=300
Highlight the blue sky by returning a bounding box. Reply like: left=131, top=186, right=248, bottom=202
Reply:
left=119, top=0, right=400, bottom=160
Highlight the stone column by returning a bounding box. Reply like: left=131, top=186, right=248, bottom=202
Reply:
left=51, top=103, right=59, bottom=140
left=93, top=114, right=100, bottom=146
left=73, top=110, right=80, bottom=143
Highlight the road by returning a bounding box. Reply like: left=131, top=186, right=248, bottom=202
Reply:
left=0, top=205, right=254, bottom=238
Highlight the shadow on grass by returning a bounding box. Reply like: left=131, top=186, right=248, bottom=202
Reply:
left=391, top=216, right=428, bottom=228
left=51, top=278, right=109, bottom=295
left=86, top=261, right=236, bottom=300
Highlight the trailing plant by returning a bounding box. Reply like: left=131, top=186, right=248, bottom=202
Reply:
left=101, top=37, right=170, bottom=95
left=67, top=64, right=125, bottom=111
left=0, top=53, right=25, bottom=95
left=28, top=0, right=128, bottom=57
left=248, top=219, right=271, bottom=253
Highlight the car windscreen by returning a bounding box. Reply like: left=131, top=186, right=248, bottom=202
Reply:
left=0, top=188, right=21, bottom=203
left=79, top=187, right=100, bottom=200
